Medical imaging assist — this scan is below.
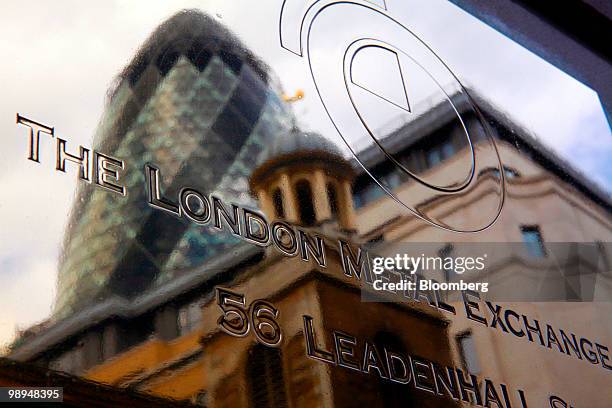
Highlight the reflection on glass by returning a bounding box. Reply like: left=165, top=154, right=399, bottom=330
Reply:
left=53, top=10, right=294, bottom=318
left=520, top=226, right=546, bottom=258
left=1, top=1, right=610, bottom=407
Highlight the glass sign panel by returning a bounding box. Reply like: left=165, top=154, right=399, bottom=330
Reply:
left=0, top=1, right=610, bottom=406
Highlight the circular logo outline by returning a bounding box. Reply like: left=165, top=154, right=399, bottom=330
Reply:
left=280, top=0, right=505, bottom=232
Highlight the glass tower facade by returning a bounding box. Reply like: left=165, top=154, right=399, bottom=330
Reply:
left=55, top=10, right=294, bottom=318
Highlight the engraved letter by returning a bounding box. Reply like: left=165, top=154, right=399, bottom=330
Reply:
left=56, top=138, right=90, bottom=181
left=303, top=315, right=335, bottom=364
left=94, top=152, right=126, bottom=196
left=338, top=239, right=373, bottom=283
left=145, top=164, right=179, bottom=215
left=16, top=114, right=54, bottom=163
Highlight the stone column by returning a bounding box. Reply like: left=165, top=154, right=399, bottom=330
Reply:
left=340, top=180, right=356, bottom=229
left=257, top=188, right=274, bottom=220
left=312, top=169, right=331, bottom=222
left=279, top=172, right=299, bottom=223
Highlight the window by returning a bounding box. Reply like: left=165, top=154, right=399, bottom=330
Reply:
left=327, top=183, right=338, bottom=217
left=426, top=148, right=442, bottom=167
left=596, top=241, right=610, bottom=271
left=272, top=188, right=284, bottom=218
left=247, top=344, right=288, bottom=408
left=441, top=140, right=455, bottom=159
left=480, top=166, right=521, bottom=181
left=374, top=332, right=416, bottom=407
left=354, top=181, right=388, bottom=208
left=116, top=316, right=154, bottom=353
left=521, top=225, right=546, bottom=257
left=503, top=166, right=520, bottom=179
left=295, top=180, right=316, bottom=226
left=368, top=234, right=384, bottom=245
left=457, top=331, right=481, bottom=375
left=425, top=139, right=455, bottom=168
left=384, top=171, right=402, bottom=189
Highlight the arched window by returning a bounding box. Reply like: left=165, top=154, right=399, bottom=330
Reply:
left=295, top=180, right=316, bottom=226
left=374, top=332, right=416, bottom=407
left=247, top=344, right=288, bottom=408
left=272, top=188, right=285, bottom=218
left=326, top=183, right=339, bottom=218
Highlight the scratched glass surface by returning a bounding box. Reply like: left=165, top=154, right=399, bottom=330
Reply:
left=0, top=0, right=610, bottom=407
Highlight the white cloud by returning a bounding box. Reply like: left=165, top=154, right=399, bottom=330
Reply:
left=0, top=256, right=56, bottom=350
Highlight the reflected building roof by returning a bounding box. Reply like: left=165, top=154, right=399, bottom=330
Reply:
left=261, top=127, right=343, bottom=161
left=352, top=90, right=612, bottom=212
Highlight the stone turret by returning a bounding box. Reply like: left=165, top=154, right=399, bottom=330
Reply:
left=250, top=128, right=356, bottom=231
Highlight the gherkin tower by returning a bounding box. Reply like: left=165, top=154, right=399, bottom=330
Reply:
left=55, top=10, right=294, bottom=319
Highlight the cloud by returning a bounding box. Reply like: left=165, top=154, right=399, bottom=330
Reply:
left=0, top=256, right=56, bottom=350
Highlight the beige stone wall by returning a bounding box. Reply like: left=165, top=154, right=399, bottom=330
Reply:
left=353, top=139, right=612, bottom=407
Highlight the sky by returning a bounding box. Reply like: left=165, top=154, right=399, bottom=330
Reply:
left=0, top=0, right=610, bottom=350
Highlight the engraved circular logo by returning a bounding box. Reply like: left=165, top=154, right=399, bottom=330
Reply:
left=280, top=0, right=504, bottom=232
